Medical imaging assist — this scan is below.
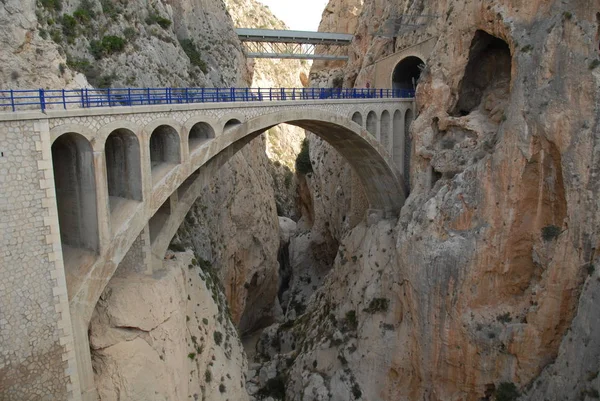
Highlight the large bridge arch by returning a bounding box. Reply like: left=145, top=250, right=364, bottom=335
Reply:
left=150, top=109, right=407, bottom=265
left=71, top=107, right=407, bottom=318
left=62, top=106, right=407, bottom=399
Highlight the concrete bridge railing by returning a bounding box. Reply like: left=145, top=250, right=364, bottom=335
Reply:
left=0, top=97, right=415, bottom=400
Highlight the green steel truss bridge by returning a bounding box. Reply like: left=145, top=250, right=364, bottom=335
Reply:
left=235, top=28, right=353, bottom=61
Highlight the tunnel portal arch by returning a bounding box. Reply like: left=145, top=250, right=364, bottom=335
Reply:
left=392, top=56, right=425, bottom=91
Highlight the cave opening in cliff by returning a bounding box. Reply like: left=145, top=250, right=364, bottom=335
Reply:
left=52, top=133, right=99, bottom=265
left=392, top=56, right=425, bottom=91
left=149, top=125, right=181, bottom=184
left=452, top=30, right=512, bottom=117
left=105, top=129, right=143, bottom=219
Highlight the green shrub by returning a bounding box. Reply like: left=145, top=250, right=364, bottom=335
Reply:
left=123, top=27, right=137, bottom=39
left=295, top=138, right=313, bottom=175
left=90, top=35, right=126, bottom=59
left=495, top=382, right=520, bottom=401
left=541, top=225, right=561, bottom=241
left=187, top=352, right=196, bottom=360
left=521, top=44, right=534, bottom=53
left=213, top=331, right=223, bottom=346
left=73, top=8, right=92, bottom=23
left=351, top=383, right=362, bottom=399
left=344, top=310, right=358, bottom=331
left=590, top=59, right=600, bottom=70
left=50, top=28, right=62, bottom=43
left=95, top=73, right=117, bottom=88
left=146, top=12, right=172, bottom=29
left=204, top=369, right=212, bottom=382
left=497, top=312, right=512, bottom=323
left=364, top=298, right=389, bottom=314
left=61, top=14, right=77, bottom=40
left=219, top=383, right=226, bottom=393
left=40, top=0, right=63, bottom=12
left=178, top=38, right=208, bottom=73
left=168, top=242, right=186, bottom=252
left=100, top=0, right=120, bottom=20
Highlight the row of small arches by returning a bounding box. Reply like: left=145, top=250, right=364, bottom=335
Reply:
left=52, top=117, right=242, bottom=257
left=351, top=108, right=414, bottom=192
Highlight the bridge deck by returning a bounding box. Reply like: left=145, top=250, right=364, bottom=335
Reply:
left=235, top=28, right=353, bottom=45
left=0, top=87, right=414, bottom=113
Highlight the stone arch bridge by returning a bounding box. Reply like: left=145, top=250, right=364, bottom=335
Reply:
left=0, top=97, right=415, bottom=400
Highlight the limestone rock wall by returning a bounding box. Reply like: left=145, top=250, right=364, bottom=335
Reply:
left=172, top=136, right=281, bottom=335
left=282, top=0, right=600, bottom=399
left=90, top=251, right=249, bottom=401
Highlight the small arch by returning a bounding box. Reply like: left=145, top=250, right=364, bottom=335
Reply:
left=392, top=56, right=425, bottom=92
left=50, top=123, right=95, bottom=148
left=392, top=110, right=403, bottom=169
left=224, top=118, right=242, bottom=132
left=404, top=109, right=414, bottom=194
left=380, top=110, right=391, bottom=152
left=189, top=122, right=215, bottom=153
left=149, top=125, right=181, bottom=184
left=52, top=132, right=99, bottom=259
left=352, top=111, right=363, bottom=126
left=105, top=129, right=142, bottom=226
left=366, top=111, right=377, bottom=136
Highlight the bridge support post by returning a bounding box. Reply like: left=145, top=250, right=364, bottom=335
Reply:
left=118, top=225, right=154, bottom=276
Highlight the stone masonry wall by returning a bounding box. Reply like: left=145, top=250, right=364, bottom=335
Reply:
left=0, top=119, right=79, bottom=400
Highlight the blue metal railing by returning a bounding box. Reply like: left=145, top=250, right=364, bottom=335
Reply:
left=0, top=87, right=415, bottom=112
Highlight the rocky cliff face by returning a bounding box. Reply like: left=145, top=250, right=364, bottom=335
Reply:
left=270, top=0, right=600, bottom=400
left=90, top=251, right=249, bottom=401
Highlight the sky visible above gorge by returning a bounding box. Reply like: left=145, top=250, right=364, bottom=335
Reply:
left=257, top=0, right=329, bottom=31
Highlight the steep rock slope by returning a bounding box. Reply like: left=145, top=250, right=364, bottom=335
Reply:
left=90, top=252, right=249, bottom=401
left=276, top=0, right=600, bottom=400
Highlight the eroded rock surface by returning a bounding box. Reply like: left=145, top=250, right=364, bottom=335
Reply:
left=274, top=0, right=600, bottom=400
left=90, top=252, right=249, bottom=401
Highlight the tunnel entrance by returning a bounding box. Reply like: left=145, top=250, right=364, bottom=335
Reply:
left=452, top=30, right=512, bottom=117
left=392, top=56, right=425, bottom=91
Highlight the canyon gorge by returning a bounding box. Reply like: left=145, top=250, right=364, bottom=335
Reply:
left=0, top=0, right=599, bottom=400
